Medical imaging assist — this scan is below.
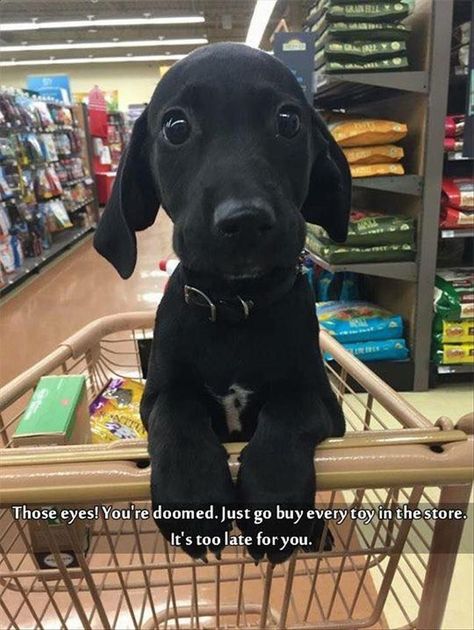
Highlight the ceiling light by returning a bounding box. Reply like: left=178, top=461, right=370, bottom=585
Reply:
left=0, top=16, right=205, bottom=32
left=0, top=38, right=208, bottom=53
left=0, top=54, right=187, bottom=67
left=246, top=0, right=277, bottom=48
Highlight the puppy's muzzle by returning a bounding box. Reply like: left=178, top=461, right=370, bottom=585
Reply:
left=213, top=199, right=276, bottom=239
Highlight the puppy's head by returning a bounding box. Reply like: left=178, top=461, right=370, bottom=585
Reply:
left=94, top=43, right=351, bottom=279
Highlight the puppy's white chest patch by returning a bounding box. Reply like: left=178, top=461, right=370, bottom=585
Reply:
left=219, top=384, right=252, bottom=434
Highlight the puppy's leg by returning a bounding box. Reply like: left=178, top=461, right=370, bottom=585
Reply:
left=236, top=387, right=339, bottom=563
left=147, top=387, right=235, bottom=560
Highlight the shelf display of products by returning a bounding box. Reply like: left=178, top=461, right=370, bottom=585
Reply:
left=306, top=0, right=414, bottom=73
left=306, top=209, right=415, bottom=264
left=317, top=300, right=409, bottom=362
left=89, top=91, right=130, bottom=205
left=325, top=114, right=408, bottom=178
left=439, top=177, right=474, bottom=229
left=432, top=270, right=474, bottom=366
left=0, top=88, right=97, bottom=294
left=107, top=111, right=130, bottom=171
left=434, top=8, right=473, bottom=374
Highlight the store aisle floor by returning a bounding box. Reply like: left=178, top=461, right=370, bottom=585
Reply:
left=0, top=213, right=173, bottom=387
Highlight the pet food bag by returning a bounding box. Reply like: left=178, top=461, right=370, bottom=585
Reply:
left=324, top=2, right=411, bottom=23
left=306, top=232, right=415, bottom=264
left=327, top=116, right=408, bottom=147
left=439, top=205, right=474, bottom=229
left=349, top=163, right=405, bottom=177
left=441, top=178, right=474, bottom=211
left=311, top=21, right=411, bottom=40
left=433, top=318, right=474, bottom=345
left=308, top=210, right=415, bottom=247
left=316, top=301, right=404, bottom=343
left=324, top=338, right=409, bottom=362
left=89, top=377, right=147, bottom=443
left=325, top=39, right=407, bottom=60
left=322, top=56, right=409, bottom=73
left=444, top=115, right=465, bottom=138
left=433, top=270, right=474, bottom=320
left=343, top=145, right=404, bottom=165
left=432, top=343, right=474, bottom=365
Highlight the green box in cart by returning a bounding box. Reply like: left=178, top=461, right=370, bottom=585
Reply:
left=12, top=375, right=91, bottom=573
left=13, top=375, right=91, bottom=446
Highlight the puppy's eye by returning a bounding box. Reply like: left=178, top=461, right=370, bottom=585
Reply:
left=162, top=111, right=190, bottom=145
left=277, top=106, right=301, bottom=139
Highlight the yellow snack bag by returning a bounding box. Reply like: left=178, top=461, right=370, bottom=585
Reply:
left=343, top=145, right=404, bottom=165
left=350, top=163, right=405, bottom=178
left=328, top=117, right=408, bottom=147
left=89, top=378, right=147, bottom=443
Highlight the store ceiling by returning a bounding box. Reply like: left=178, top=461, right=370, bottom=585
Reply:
left=0, top=0, right=295, bottom=64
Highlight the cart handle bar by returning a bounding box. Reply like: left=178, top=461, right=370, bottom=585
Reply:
left=0, top=428, right=467, bottom=468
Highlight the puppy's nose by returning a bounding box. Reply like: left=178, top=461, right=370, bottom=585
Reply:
left=214, top=199, right=276, bottom=238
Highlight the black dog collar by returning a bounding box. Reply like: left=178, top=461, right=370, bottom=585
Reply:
left=183, top=266, right=301, bottom=324
left=184, top=286, right=254, bottom=323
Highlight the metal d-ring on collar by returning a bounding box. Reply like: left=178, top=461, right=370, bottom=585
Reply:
left=184, top=285, right=253, bottom=323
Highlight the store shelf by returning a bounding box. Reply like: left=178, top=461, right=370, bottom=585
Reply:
left=62, top=176, right=94, bottom=188
left=67, top=197, right=95, bottom=213
left=0, top=124, right=78, bottom=135
left=437, top=364, right=474, bottom=375
left=0, top=225, right=94, bottom=298
left=306, top=251, right=417, bottom=281
left=440, top=229, right=474, bottom=239
left=352, top=175, right=423, bottom=196
left=314, top=71, right=429, bottom=107
left=446, top=151, right=473, bottom=161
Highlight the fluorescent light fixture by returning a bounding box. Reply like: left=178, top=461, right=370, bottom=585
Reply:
left=0, top=54, right=186, bottom=67
left=0, top=16, right=205, bottom=32
left=0, top=38, right=208, bottom=53
left=246, top=0, right=277, bottom=48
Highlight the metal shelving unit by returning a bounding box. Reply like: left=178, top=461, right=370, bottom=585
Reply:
left=440, top=229, right=474, bottom=239
left=314, top=70, right=429, bottom=105
left=311, top=0, right=457, bottom=391
left=352, top=175, right=423, bottom=196
left=307, top=251, right=417, bottom=282
left=437, top=364, right=474, bottom=375
left=0, top=226, right=94, bottom=297
left=0, top=99, right=99, bottom=297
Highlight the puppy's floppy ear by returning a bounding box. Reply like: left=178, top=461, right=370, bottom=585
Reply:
left=93, top=107, right=160, bottom=278
left=301, top=110, right=351, bottom=243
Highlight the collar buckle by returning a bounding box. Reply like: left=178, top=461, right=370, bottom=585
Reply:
left=184, top=285, right=254, bottom=323
left=184, top=285, right=217, bottom=322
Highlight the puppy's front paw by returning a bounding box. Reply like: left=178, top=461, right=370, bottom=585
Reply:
left=236, top=443, right=317, bottom=564
left=151, top=441, right=235, bottom=560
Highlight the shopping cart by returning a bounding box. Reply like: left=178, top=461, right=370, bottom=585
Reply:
left=0, top=312, right=472, bottom=629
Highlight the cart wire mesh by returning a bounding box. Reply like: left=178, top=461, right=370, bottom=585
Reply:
left=0, top=312, right=472, bottom=629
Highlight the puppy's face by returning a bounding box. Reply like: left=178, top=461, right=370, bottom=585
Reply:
left=94, top=43, right=351, bottom=280
left=150, top=51, right=310, bottom=278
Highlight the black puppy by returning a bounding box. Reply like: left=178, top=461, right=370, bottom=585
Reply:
left=94, top=43, right=350, bottom=564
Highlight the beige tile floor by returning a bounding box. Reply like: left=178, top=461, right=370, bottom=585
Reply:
left=1, top=212, right=472, bottom=629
